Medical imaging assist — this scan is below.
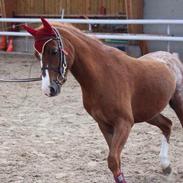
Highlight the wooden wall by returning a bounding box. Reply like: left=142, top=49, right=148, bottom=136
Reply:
left=15, top=0, right=126, bottom=17
left=0, top=0, right=144, bottom=35
left=0, top=0, right=16, bottom=30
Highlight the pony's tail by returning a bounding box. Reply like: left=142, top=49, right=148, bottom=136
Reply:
left=169, top=52, right=183, bottom=128
left=172, top=52, right=180, bottom=60
left=171, top=52, right=183, bottom=86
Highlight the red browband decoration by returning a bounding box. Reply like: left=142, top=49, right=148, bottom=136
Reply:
left=22, top=18, right=56, bottom=53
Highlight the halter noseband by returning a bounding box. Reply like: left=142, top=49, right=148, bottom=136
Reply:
left=39, top=27, right=68, bottom=85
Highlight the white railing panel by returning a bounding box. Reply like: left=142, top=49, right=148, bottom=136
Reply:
left=0, top=31, right=182, bottom=42
left=0, top=18, right=182, bottom=25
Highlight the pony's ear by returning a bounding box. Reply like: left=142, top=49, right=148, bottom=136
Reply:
left=22, top=25, right=37, bottom=37
left=41, top=17, right=53, bottom=32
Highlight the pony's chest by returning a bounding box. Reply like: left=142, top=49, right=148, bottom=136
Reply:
left=82, top=96, right=107, bottom=123
left=89, top=108, right=108, bottom=123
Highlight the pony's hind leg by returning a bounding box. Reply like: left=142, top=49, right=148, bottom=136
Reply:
left=147, top=114, right=172, bottom=175
left=169, top=89, right=183, bottom=127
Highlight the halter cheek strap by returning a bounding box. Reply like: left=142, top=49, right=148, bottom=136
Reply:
left=61, top=48, right=68, bottom=56
left=52, top=27, right=68, bottom=80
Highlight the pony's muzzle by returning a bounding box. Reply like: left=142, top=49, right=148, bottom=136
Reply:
left=49, top=81, right=60, bottom=97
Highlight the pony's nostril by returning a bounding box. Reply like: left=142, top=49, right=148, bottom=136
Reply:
left=49, top=81, right=61, bottom=97
left=50, top=86, right=57, bottom=96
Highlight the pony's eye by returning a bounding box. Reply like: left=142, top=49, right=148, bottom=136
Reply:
left=51, top=49, right=58, bottom=55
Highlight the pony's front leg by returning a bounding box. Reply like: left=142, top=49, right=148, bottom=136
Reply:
left=107, top=119, right=132, bottom=183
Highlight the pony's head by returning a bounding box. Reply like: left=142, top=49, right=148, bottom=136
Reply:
left=22, top=18, right=69, bottom=97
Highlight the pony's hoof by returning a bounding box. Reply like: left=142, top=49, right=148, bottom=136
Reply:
left=163, top=165, right=172, bottom=175
left=114, top=172, right=127, bottom=183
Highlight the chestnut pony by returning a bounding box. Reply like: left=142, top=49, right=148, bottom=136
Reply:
left=23, top=18, right=183, bottom=183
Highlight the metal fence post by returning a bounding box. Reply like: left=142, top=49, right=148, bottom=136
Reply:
left=167, top=24, right=170, bottom=52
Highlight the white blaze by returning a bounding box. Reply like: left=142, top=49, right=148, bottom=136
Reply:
left=159, top=135, right=170, bottom=169
left=42, top=70, right=51, bottom=96
left=40, top=56, right=51, bottom=96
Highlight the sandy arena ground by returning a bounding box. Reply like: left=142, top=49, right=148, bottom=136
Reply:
left=0, top=54, right=182, bottom=183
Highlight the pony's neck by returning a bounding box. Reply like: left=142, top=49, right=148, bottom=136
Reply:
left=60, top=26, right=104, bottom=90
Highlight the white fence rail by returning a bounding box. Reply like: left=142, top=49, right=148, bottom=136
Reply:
left=0, top=18, right=183, bottom=51
left=0, top=18, right=183, bottom=25
left=0, top=32, right=183, bottom=42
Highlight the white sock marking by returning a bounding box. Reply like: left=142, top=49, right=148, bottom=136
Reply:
left=159, top=135, right=170, bottom=170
